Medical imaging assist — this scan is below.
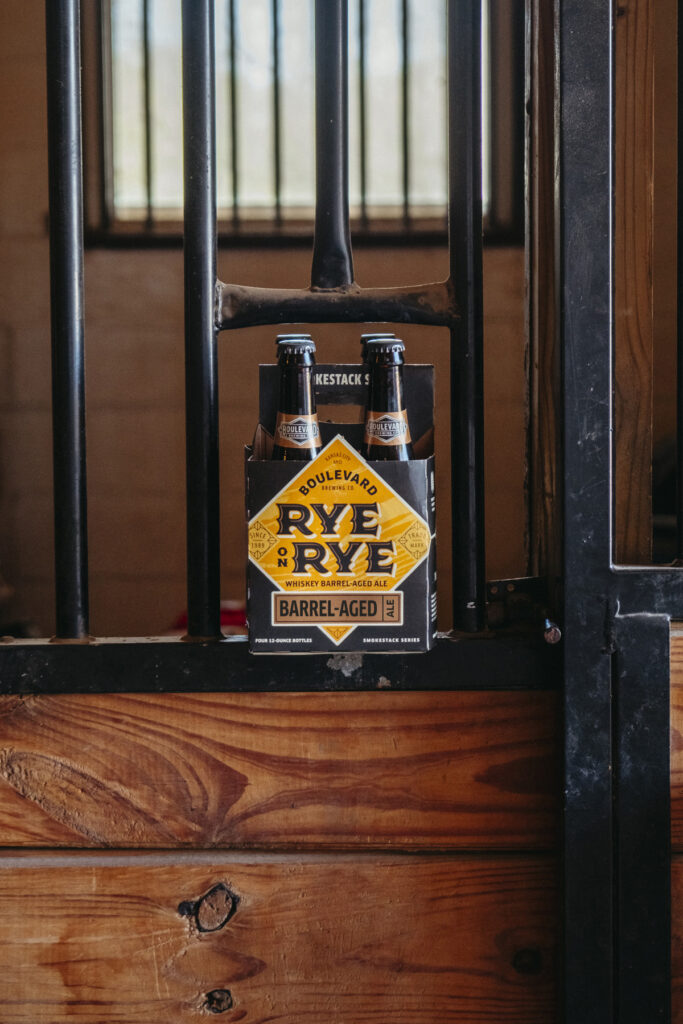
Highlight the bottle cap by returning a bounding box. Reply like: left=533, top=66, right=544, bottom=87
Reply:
left=276, top=333, right=316, bottom=354
left=365, top=336, right=405, bottom=354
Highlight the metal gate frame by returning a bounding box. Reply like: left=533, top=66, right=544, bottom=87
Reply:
left=3, top=0, right=561, bottom=696
left=0, top=1, right=677, bottom=1021
left=561, top=2, right=671, bottom=1020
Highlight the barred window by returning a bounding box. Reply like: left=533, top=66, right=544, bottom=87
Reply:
left=84, top=0, right=523, bottom=243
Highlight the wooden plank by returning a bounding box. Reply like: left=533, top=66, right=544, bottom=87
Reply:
left=0, top=852, right=558, bottom=1023
left=614, top=0, right=654, bottom=562
left=0, top=691, right=559, bottom=850
left=652, top=0, right=678, bottom=463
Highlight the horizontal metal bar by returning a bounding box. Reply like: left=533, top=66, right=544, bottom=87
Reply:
left=610, top=566, right=683, bottom=618
left=0, top=633, right=561, bottom=695
left=218, top=280, right=458, bottom=330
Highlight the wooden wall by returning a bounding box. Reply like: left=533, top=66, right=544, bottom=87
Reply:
left=0, top=689, right=560, bottom=1022
left=5, top=623, right=683, bottom=1021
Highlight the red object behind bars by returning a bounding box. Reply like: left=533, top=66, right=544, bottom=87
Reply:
left=166, top=601, right=247, bottom=636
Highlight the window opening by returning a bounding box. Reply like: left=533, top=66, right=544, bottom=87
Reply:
left=88, top=0, right=522, bottom=242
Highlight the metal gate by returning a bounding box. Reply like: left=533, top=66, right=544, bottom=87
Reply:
left=0, top=1, right=676, bottom=1021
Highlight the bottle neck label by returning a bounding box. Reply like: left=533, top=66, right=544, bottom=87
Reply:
left=363, top=409, right=411, bottom=446
left=274, top=411, right=322, bottom=450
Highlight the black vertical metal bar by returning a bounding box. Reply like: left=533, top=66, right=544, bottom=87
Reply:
left=614, top=612, right=671, bottom=1024
left=142, top=0, right=153, bottom=228
left=228, top=0, right=239, bottom=227
left=311, top=0, right=354, bottom=289
left=677, top=0, right=683, bottom=557
left=358, top=0, right=368, bottom=228
left=559, top=0, right=615, bottom=1020
left=182, top=0, right=221, bottom=640
left=400, top=0, right=410, bottom=226
left=447, top=0, right=485, bottom=632
left=45, top=0, right=90, bottom=640
left=272, top=0, right=282, bottom=225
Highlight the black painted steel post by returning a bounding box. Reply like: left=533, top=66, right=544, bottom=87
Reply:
left=559, top=1, right=615, bottom=1020
left=182, top=0, right=221, bottom=639
left=678, top=0, right=683, bottom=558
left=311, top=0, right=354, bottom=289
left=614, top=612, right=671, bottom=1024
left=447, top=0, right=486, bottom=632
left=45, top=0, right=90, bottom=640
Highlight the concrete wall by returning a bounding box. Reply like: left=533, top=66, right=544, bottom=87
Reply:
left=0, top=1, right=526, bottom=637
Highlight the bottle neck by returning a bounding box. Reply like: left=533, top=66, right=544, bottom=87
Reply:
left=278, top=357, right=316, bottom=415
left=368, top=361, right=405, bottom=413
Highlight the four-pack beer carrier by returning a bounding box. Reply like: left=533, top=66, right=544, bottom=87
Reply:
left=246, top=332, right=437, bottom=653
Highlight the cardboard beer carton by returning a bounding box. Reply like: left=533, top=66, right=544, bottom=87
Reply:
left=246, top=363, right=437, bottom=653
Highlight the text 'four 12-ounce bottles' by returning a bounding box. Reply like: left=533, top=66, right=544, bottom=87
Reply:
left=271, top=332, right=413, bottom=462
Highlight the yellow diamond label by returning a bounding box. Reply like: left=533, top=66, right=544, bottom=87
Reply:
left=248, top=434, right=431, bottom=644
left=398, top=520, right=431, bottom=561
left=248, top=521, right=278, bottom=561
left=325, top=625, right=353, bottom=643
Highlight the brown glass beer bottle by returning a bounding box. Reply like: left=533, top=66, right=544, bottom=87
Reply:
left=271, top=334, right=322, bottom=461
left=361, top=336, right=413, bottom=461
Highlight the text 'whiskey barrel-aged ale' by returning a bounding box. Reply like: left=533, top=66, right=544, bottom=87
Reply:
left=271, top=334, right=322, bottom=461
left=362, top=336, right=413, bottom=461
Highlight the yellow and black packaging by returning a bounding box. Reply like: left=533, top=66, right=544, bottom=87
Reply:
left=246, top=363, right=437, bottom=653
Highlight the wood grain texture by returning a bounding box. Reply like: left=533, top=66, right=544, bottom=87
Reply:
left=0, top=691, right=559, bottom=850
left=0, top=853, right=558, bottom=1023
left=614, top=0, right=654, bottom=563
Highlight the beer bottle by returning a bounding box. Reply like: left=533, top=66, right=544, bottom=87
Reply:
left=271, top=334, right=322, bottom=461
left=362, top=336, right=413, bottom=461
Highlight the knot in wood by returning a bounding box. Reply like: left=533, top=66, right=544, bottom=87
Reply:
left=512, top=947, right=543, bottom=975
left=205, top=989, right=234, bottom=1013
left=178, top=882, right=239, bottom=932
